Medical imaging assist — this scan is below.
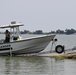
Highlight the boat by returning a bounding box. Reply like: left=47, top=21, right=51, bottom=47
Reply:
left=0, top=21, right=55, bottom=56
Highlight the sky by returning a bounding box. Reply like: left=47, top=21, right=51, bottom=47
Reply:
left=0, top=0, right=76, bottom=32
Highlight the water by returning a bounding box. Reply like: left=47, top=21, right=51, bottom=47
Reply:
left=0, top=34, right=76, bottom=75
left=0, top=57, right=76, bottom=75
left=55, top=35, right=76, bottom=49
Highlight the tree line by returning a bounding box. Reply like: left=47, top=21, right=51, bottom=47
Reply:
left=0, top=28, right=76, bottom=35
left=20, top=28, right=76, bottom=35
left=50, top=29, right=76, bottom=35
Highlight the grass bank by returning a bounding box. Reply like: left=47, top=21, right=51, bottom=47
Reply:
left=51, top=52, right=76, bottom=59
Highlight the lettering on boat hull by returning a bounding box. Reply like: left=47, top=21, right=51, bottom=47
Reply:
left=0, top=45, right=12, bottom=51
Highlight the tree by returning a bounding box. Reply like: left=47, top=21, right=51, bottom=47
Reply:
left=65, top=29, right=76, bottom=34
left=50, top=31, right=56, bottom=34
left=20, top=30, right=30, bottom=34
left=56, top=29, right=64, bottom=34
left=33, top=30, right=43, bottom=34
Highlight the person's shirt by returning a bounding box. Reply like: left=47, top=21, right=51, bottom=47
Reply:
left=6, top=32, right=10, bottom=38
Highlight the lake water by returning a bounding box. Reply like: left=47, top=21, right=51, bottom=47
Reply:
left=0, top=34, right=76, bottom=75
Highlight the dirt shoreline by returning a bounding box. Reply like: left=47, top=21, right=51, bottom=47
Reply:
left=52, top=52, right=76, bottom=59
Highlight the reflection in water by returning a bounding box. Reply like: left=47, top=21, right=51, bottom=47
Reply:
left=0, top=56, right=76, bottom=75
left=0, top=56, right=65, bottom=75
left=50, top=59, right=64, bottom=75
left=4, top=57, right=53, bottom=75
left=5, top=57, right=20, bottom=75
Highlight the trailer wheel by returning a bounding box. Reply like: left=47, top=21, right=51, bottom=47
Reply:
left=55, top=45, right=64, bottom=54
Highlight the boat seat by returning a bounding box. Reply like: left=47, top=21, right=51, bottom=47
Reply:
left=13, top=37, right=19, bottom=40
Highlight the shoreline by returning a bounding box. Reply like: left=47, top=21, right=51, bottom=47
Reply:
left=51, top=52, right=76, bottom=59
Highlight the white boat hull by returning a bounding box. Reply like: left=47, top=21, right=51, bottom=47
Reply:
left=0, top=35, right=55, bottom=55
